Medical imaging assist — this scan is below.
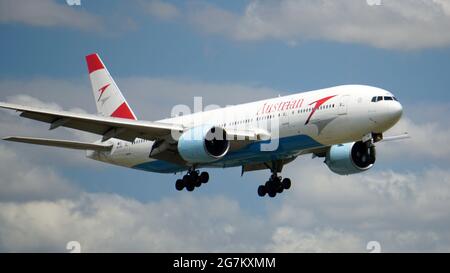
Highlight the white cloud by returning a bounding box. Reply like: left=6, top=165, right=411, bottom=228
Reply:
left=267, top=227, right=363, bottom=252
left=379, top=115, right=450, bottom=162
left=0, top=144, right=79, bottom=203
left=0, top=0, right=103, bottom=31
left=0, top=193, right=268, bottom=252
left=360, top=101, right=450, bottom=164
left=2, top=162, right=450, bottom=252
left=187, top=0, right=450, bottom=50
left=282, top=159, right=450, bottom=224
left=276, top=159, right=450, bottom=251
left=141, top=0, right=180, bottom=21
left=0, top=78, right=94, bottom=111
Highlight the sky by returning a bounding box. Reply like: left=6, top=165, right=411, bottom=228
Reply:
left=1, top=0, right=450, bottom=252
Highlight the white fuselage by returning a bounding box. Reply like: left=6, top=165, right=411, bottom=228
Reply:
left=88, top=85, right=403, bottom=173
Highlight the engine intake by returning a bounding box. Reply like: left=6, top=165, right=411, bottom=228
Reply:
left=325, top=141, right=376, bottom=175
left=178, top=125, right=229, bottom=163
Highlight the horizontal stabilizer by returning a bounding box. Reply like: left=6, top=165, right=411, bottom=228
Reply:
left=3, top=136, right=113, bottom=151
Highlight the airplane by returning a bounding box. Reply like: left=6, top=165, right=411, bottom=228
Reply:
left=0, top=53, right=408, bottom=198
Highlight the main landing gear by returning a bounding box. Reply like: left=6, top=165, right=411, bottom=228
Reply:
left=257, top=175, right=291, bottom=198
left=175, top=169, right=209, bottom=192
left=257, top=163, right=292, bottom=198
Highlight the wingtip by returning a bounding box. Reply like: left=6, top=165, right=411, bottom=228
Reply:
left=2, top=136, right=15, bottom=141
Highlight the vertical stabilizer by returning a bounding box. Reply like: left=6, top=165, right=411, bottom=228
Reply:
left=85, top=53, right=137, bottom=120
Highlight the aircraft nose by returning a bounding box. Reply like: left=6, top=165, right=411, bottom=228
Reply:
left=389, top=101, right=403, bottom=122
left=370, top=98, right=403, bottom=131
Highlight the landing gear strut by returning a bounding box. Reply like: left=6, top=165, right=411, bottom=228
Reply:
left=257, top=162, right=292, bottom=198
left=175, top=169, right=209, bottom=192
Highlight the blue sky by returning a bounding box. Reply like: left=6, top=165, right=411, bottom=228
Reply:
left=1, top=0, right=450, bottom=252
left=3, top=1, right=450, bottom=104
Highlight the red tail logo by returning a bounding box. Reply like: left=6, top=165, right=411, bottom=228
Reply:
left=97, top=83, right=111, bottom=102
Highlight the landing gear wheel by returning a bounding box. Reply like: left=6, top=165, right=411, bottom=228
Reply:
left=175, top=179, right=184, bottom=191
left=257, top=185, right=267, bottom=197
left=183, top=175, right=194, bottom=191
left=183, top=174, right=191, bottom=184
left=282, top=178, right=291, bottom=190
left=194, top=177, right=202, bottom=187
left=191, top=171, right=199, bottom=181
left=277, top=185, right=284, bottom=193
left=186, top=184, right=195, bottom=192
left=276, top=183, right=284, bottom=194
left=199, top=172, right=209, bottom=184
left=268, top=190, right=276, bottom=198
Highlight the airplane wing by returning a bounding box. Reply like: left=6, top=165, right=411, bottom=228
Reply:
left=3, top=136, right=113, bottom=151
left=0, top=102, right=184, bottom=142
left=0, top=102, right=265, bottom=164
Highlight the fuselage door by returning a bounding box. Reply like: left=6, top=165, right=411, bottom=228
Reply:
left=338, top=95, right=350, bottom=115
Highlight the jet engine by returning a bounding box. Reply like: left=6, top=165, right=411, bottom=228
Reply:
left=325, top=141, right=376, bottom=175
left=177, top=125, right=229, bottom=163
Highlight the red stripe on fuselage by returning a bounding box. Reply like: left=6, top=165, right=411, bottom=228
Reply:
left=86, top=54, right=104, bottom=74
left=110, top=102, right=136, bottom=120
left=305, top=95, right=336, bottom=125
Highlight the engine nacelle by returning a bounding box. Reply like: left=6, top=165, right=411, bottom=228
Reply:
left=325, top=141, right=376, bottom=175
left=178, top=125, right=229, bottom=163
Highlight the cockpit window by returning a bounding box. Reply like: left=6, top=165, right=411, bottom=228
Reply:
left=372, top=96, right=399, bottom=102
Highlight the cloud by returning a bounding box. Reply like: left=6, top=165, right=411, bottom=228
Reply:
left=0, top=144, right=80, bottom=203
left=0, top=0, right=103, bottom=31
left=187, top=0, right=450, bottom=50
left=267, top=227, right=363, bottom=252
left=2, top=162, right=450, bottom=252
left=0, top=193, right=268, bottom=252
left=276, top=159, right=450, bottom=251
left=140, top=0, right=180, bottom=21
left=379, top=116, right=450, bottom=162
